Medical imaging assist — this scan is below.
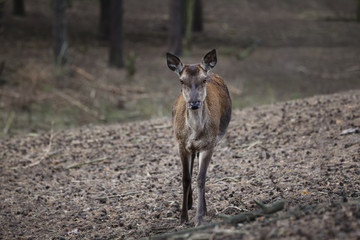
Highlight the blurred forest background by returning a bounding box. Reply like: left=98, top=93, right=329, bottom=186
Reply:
left=0, top=0, right=360, bottom=137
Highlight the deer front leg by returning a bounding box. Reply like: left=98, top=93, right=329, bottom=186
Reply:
left=196, top=149, right=213, bottom=226
left=179, top=148, right=192, bottom=223
left=187, top=152, right=196, bottom=210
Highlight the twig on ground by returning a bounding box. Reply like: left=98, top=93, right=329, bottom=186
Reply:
left=218, top=205, right=248, bottom=214
left=213, top=176, right=241, bottom=183
left=232, top=152, right=251, bottom=158
left=254, top=198, right=266, bottom=209
left=13, top=122, right=55, bottom=170
left=146, top=222, right=218, bottom=240
left=152, top=124, right=172, bottom=129
left=66, top=156, right=108, bottom=169
left=94, top=191, right=144, bottom=200
left=247, top=140, right=262, bottom=150
left=219, top=199, right=285, bottom=224
left=144, top=199, right=285, bottom=240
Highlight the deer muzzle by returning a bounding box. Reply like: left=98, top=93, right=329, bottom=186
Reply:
left=189, top=101, right=201, bottom=110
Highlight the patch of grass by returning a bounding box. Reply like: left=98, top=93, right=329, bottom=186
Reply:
left=129, top=98, right=172, bottom=119
left=218, top=46, right=238, bottom=56
left=41, top=84, right=54, bottom=91
left=104, top=104, right=141, bottom=122
left=125, top=52, right=137, bottom=78
left=289, top=92, right=303, bottom=100
left=231, top=78, right=278, bottom=109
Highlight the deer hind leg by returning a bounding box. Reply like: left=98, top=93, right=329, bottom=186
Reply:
left=196, top=149, right=213, bottom=226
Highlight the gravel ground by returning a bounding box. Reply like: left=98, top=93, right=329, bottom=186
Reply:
left=1, top=90, right=360, bottom=239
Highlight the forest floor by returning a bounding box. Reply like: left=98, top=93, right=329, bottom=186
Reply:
left=1, top=90, right=359, bottom=239
left=1, top=0, right=360, bottom=239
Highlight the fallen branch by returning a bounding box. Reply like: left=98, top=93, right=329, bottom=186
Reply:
left=145, top=199, right=285, bottom=240
left=219, top=205, right=248, bottom=214
left=146, top=222, right=218, bottom=240
left=66, top=156, right=107, bottom=169
left=219, top=199, right=285, bottom=224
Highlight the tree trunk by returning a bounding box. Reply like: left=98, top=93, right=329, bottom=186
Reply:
left=109, top=0, right=123, bottom=68
left=357, top=0, right=360, bottom=22
left=13, top=0, right=25, bottom=16
left=168, top=0, right=183, bottom=56
left=0, top=0, right=5, bottom=28
left=184, top=0, right=194, bottom=54
left=192, top=0, right=202, bottom=32
left=52, top=0, right=68, bottom=66
left=99, top=0, right=110, bottom=40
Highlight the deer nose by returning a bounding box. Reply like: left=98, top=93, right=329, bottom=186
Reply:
left=189, top=101, right=201, bottom=110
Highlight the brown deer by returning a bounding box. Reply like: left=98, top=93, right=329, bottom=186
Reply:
left=166, top=49, right=232, bottom=225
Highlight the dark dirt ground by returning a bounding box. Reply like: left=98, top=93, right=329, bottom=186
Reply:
left=1, top=90, right=360, bottom=239
left=1, top=0, right=360, bottom=239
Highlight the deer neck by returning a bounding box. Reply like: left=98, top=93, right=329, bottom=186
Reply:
left=186, top=102, right=208, bottom=133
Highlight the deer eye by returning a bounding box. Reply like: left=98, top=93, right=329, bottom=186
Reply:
left=203, top=78, right=207, bottom=83
left=180, top=80, right=184, bottom=84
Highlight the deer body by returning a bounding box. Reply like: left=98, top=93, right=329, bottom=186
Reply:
left=167, top=50, right=232, bottom=225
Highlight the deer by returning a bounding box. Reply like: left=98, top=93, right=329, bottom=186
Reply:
left=166, top=49, right=232, bottom=226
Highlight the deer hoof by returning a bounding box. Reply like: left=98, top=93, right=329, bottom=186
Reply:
left=180, top=214, right=188, bottom=224
left=195, top=216, right=204, bottom=226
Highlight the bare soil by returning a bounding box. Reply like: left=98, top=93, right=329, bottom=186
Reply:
left=1, top=90, right=359, bottom=239
left=1, top=0, right=360, bottom=239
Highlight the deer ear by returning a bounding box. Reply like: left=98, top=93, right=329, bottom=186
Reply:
left=201, top=49, right=217, bottom=72
left=167, top=53, right=184, bottom=74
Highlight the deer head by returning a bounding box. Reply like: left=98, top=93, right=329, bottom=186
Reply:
left=167, top=49, right=217, bottom=110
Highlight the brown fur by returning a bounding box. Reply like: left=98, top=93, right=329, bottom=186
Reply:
left=172, top=73, right=231, bottom=149
left=167, top=50, right=231, bottom=226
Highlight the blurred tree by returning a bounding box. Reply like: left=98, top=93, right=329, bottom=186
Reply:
left=169, top=0, right=202, bottom=55
left=184, top=0, right=195, bottom=53
left=192, top=0, right=202, bottom=32
left=109, top=0, right=123, bottom=68
left=52, top=0, right=68, bottom=66
left=13, top=0, right=25, bottom=16
left=0, top=0, right=4, bottom=28
left=168, top=0, right=183, bottom=56
left=357, top=0, right=360, bottom=22
left=99, top=0, right=110, bottom=40
left=182, top=0, right=202, bottom=33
